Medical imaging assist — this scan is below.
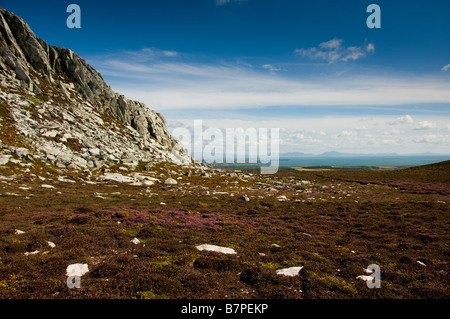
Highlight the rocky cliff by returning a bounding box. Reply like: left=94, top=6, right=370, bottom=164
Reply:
left=0, top=7, right=194, bottom=173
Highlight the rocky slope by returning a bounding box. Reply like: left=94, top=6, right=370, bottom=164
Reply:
left=0, top=7, right=195, bottom=177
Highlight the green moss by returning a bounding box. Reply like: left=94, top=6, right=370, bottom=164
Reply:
left=149, top=255, right=181, bottom=267
left=318, top=273, right=358, bottom=296
left=136, top=290, right=170, bottom=299
left=24, top=95, right=41, bottom=106
left=259, top=262, right=283, bottom=270
left=0, top=103, right=11, bottom=118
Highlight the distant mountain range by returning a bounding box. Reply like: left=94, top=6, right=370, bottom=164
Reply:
left=280, top=151, right=449, bottom=158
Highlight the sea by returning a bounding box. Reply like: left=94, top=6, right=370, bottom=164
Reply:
left=209, top=155, right=450, bottom=168
left=277, top=155, right=450, bottom=167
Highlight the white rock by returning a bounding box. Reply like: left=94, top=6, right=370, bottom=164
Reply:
left=15, top=229, right=25, bottom=235
left=276, top=266, right=304, bottom=277
left=131, top=237, right=141, bottom=245
left=356, top=275, right=374, bottom=282
left=24, top=251, right=40, bottom=256
left=88, top=148, right=100, bottom=156
left=41, top=184, right=56, bottom=189
left=14, top=147, right=29, bottom=158
left=48, top=241, right=56, bottom=249
left=42, top=130, right=59, bottom=138
left=196, top=244, right=237, bottom=255
left=0, top=155, right=11, bottom=165
left=100, top=173, right=135, bottom=184
left=417, top=260, right=426, bottom=267
left=66, top=264, right=89, bottom=277
left=164, top=178, right=178, bottom=185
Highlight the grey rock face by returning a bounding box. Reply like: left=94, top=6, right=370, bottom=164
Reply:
left=0, top=6, right=193, bottom=169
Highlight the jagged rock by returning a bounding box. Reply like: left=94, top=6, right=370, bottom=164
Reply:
left=12, top=147, right=29, bottom=158
left=0, top=7, right=196, bottom=173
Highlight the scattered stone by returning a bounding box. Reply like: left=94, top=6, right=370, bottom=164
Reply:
left=196, top=244, right=237, bottom=255
left=15, top=229, right=25, bottom=235
left=24, top=251, right=40, bottom=256
left=356, top=275, right=374, bottom=282
left=417, top=260, right=426, bottom=267
left=164, top=178, right=178, bottom=185
left=0, top=155, right=11, bottom=165
left=47, top=241, right=56, bottom=249
left=131, top=238, right=141, bottom=245
left=276, top=266, right=304, bottom=277
left=100, top=173, right=135, bottom=184
left=66, top=264, right=89, bottom=277
left=41, top=184, right=56, bottom=189
left=238, top=195, right=250, bottom=202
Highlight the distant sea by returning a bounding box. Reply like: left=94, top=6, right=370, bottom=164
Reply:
left=277, top=155, right=450, bottom=167
left=209, top=155, right=450, bottom=168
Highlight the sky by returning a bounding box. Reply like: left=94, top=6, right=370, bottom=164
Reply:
left=1, top=0, right=450, bottom=155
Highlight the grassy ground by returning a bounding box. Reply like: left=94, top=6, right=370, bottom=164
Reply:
left=0, top=161, right=448, bottom=299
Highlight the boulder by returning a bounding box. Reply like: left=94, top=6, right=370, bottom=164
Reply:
left=164, top=178, right=178, bottom=185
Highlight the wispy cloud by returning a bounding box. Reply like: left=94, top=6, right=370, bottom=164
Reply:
left=295, top=38, right=375, bottom=64
left=215, top=0, right=247, bottom=6
left=120, top=48, right=179, bottom=63
left=88, top=48, right=450, bottom=112
left=262, top=64, right=280, bottom=72
left=442, top=64, right=450, bottom=71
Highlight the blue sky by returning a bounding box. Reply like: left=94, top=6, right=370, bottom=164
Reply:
left=2, top=0, right=450, bottom=154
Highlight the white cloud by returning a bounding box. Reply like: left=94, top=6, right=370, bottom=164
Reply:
left=338, top=130, right=354, bottom=137
left=442, top=64, right=450, bottom=71
left=414, top=121, right=437, bottom=130
left=295, top=38, right=375, bottom=64
left=168, top=116, right=450, bottom=154
left=90, top=49, right=450, bottom=111
left=216, top=0, right=247, bottom=6
left=121, top=48, right=179, bottom=62
left=387, top=115, right=414, bottom=125
left=413, top=134, right=450, bottom=144
left=262, top=64, right=280, bottom=72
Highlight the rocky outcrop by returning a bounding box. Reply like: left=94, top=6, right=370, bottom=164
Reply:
left=0, top=6, right=194, bottom=171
